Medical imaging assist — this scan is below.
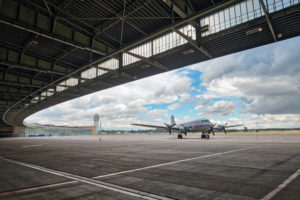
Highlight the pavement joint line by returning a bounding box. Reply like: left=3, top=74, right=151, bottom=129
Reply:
left=0, top=181, right=78, bottom=196
left=92, top=145, right=261, bottom=179
left=0, top=145, right=260, bottom=198
left=0, top=156, right=174, bottom=200
left=261, top=168, right=300, bottom=200
left=21, top=144, right=43, bottom=148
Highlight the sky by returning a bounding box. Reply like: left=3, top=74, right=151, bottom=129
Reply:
left=25, top=36, right=300, bottom=130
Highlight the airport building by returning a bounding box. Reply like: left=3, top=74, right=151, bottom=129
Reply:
left=24, top=122, right=96, bottom=137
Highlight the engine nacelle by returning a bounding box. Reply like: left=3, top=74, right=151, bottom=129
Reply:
left=179, top=126, right=185, bottom=133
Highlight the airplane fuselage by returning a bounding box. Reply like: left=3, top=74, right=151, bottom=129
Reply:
left=174, top=119, right=213, bottom=133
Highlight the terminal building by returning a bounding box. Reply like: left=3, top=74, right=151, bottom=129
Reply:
left=24, top=122, right=96, bottom=137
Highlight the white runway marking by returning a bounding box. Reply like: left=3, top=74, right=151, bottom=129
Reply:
left=1, top=156, right=173, bottom=200
left=0, top=145, right=259, bottom=198
left=0, top=181, right=77, bottom=196
left=93, top=145, right=260, bottom=179
left=22, top=144, right=42, bottom=148
left=261, top=168, right=300, bottom=200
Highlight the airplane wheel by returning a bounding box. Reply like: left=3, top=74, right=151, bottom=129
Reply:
left=178, top=134, right=183, bottom=139
left=206, top=134, right=210, bottom=139
left=201, top=134, right=205, bottom=139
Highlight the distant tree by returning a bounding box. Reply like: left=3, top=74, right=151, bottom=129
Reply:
left=244, top=127, right=248, bottom=132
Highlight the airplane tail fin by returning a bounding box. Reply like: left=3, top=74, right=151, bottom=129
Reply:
left=171, top=115, right=176, bottom=126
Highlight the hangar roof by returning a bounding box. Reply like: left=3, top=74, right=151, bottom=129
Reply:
left=0, top=0, right=300, bottom=127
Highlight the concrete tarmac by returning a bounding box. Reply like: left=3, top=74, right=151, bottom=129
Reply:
left=0, top=134, right=300, bottom=200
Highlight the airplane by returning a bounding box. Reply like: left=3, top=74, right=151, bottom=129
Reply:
left=132, top=115, right=243, bottom=139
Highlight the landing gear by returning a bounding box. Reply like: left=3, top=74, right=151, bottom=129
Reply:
left=201, top=132, right=210, bottom=139
left=177, top=134, right=183, bottom=139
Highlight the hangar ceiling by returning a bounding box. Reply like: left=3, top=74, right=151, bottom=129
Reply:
left=0, top=0, right=300, bottom=127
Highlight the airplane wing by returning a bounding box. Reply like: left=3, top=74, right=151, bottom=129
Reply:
left=225, top=124, right=244, bottom=128
left=131, top=123, right=166, bottom=129
left=131, top=123, right=180, bottom=131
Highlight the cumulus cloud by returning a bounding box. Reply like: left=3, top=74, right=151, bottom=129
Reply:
left=25, top=37, right=300, bottom=129
left=179, top=93, right=191, bottom=103
left=191, top=37, right=300, bottom=115
left=216, top=114, right=300, bottom=129
left=26, top=71, right=192, bottom=129
left=168, top=103, right=180, bottom=110
left=202, top=100, right=237, bottom=116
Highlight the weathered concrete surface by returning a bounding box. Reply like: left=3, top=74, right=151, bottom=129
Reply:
left=0, top=134, right=299, bottom=199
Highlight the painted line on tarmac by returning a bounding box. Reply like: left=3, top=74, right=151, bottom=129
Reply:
left=22, top=144, right=43, bottom=148
left=0, top=181, right=77, bottom=196
left=261, top=168, right=300, bottom=200
left=93, top=145, right=261, bottom=179
left=0, top=156, right=173, bottom=200
left=0, top=145, right=259, bottom=198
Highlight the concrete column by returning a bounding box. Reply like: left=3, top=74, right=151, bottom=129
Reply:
left=13, top=126, right=26, bottom=137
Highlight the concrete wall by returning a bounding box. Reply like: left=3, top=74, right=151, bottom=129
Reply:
left=12, top=126, right=26, bottom=137
left=0, top=126, right=14, bottom=137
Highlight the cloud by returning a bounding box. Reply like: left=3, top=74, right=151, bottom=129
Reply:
left=26, top=70, right=192, bottom=129
left=202, top=100, right=236, bottom=116
left=191, top=37, right=300, bottom=115
left=179, top=93, right=191, bottom=102
left=25, top=37, right=300, bottom=129
left=195, top=96, right=212, bottom=110
left=218, top=114, right=300, bottom=129
left=147, top=109, right=168, bottom=116
left=168, top=103, right=180, bottom=110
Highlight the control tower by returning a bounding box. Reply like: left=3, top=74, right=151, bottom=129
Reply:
left=93, top=114, right=100, bottom=132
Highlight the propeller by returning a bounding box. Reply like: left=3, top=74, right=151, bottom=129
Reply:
left=223, top=122, right=228, bottom=134
left=164, top=123, right=175, bottom=135
left=164, top=115, right=176, bottom=135
left=208, top=123, right=216, bottom=136
left=181, top=124, right=192, bottom=136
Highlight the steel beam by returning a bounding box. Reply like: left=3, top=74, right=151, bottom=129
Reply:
left=0, top=80, right=43, bottom=88
left=36, top=0, right=121, bottom=45
left=0, top=60, right=64, bottom=76
left=0, top=40, right=80, bottom=70
left=96, top=66, right=135, bottom=80
left=163, top=0, right=211, bottom=58
left=0, top=18, right=107, bottom=56
left=94, top=0, right=150, bottom=37
left=126, top=52, right=169, bottom=71
left=0, top=0, right=112, bottom=55
left=0, top=91, right=31, bottom=96
left=259, top=0, right=277, bottom=42
left=162, top=0, right=194, bottom=18
left=94, top=0, right=147, bottom=36
left=173, top=29, right=212, bottom=58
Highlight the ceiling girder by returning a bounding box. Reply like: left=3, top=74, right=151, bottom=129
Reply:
left=0, top=45, right=74, bottom=76
left=35, top=0, right=122, bottom=46
left=126, top=51, right=169, bottom=71
left=173, top=28, right=212, bottom=58
left=163, top=0, right=211, bottom=58
left=163, top=0, right=194, bottom=19
left=0, top=80, right=43, bottom=88
left=0, top=67, right=53, bottom=84
left=94, top=0, right=150, bottom=38
left=0, top=0, right=112, bottom=55
left=1, top=91, right=30, bottom=96
left=0, top=60, right=65, bottom=76
left=95, top=65, right=135, bottom=80
left=94, top=0, right=147, bottom=36
left=259, top=0, right=277, bottom=42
